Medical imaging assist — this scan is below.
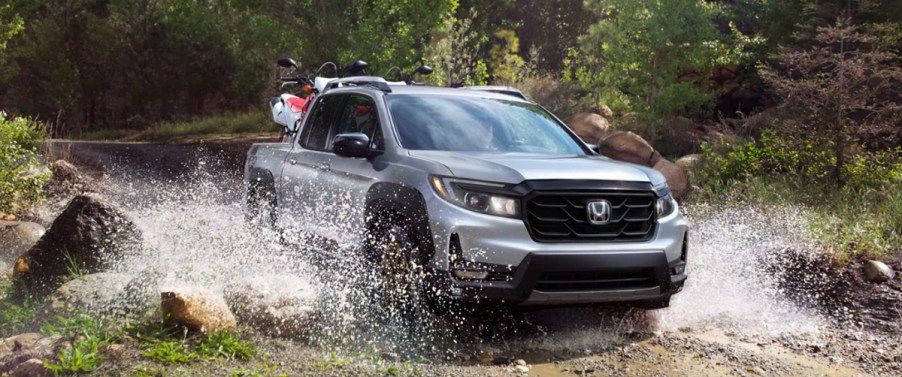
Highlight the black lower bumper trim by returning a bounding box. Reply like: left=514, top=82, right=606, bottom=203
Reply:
left=428, top=251, right=685, bottom=305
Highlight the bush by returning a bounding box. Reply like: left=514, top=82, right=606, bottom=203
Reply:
left=695, top=130, right=901, bottom=193
left=0, top=112, right=48, bottom=215
left=692, top=131, right=902, bottom=261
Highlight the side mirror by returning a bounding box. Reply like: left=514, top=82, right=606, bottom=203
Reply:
left=333, top=133, right=380, bottom=158
left=277, top=57, right=298, bottom=70
left=413, top=65, right=433, bottom=75
left=346, top=60, right=369, bottom=75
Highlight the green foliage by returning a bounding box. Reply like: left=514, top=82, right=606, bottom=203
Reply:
left=141, top=329, right=257, bottom=364
left=142, top=340, right=200, bottom=364
left=45, top=336, right=105, bottom=374
left=137, top=111, right=271, bottom=143
left=0, top=282, right=39, bottom=337
left=760, top=18, right=902, bottom=184
left=425, top=7, right=490, bottom=87
left=309, top=351, right=351, bottom=373
left=195, top=330, right=257, bottom=361
left=41, top=315, right=122, bottom=374
left=488, top=29, right=527, bottom=85
left=572, top=0, right=729, bottom=128
left=0, top=4, right=23, bottom=51
left=0, top=112, right=48, bottom=215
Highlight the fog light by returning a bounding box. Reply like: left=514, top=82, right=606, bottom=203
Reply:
left=453, top=269, right=489, bottom=280
left=672, top=264, right=686, bottom=275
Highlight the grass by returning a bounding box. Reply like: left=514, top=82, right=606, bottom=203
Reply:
left=141, top=329, right=257, bottom=364
left=72, top=110, right=273, bottom=142
left=691, top=174, right=902, bottom=263
left=0, top=281, right=40, bottom=337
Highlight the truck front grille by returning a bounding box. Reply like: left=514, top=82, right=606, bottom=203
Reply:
left=535, top=269, right=656, bottom=292
left=524, top=191, right=657, bottom=242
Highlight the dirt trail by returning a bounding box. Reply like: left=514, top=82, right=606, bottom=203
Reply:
left=39, top=139, right=900, bottom=376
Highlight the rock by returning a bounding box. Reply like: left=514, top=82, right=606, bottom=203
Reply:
left=41, top=272, right=158, bottom=320
left=598, top=131, right=658, bottom=167
left=45, top=160, right=95, bottom=198
left=161, top=287, right=237, bottom=334
left=653, top=159, right=689, bottom=200
left=514, top=359, right=527, bottom=366
left=569, top=113, right=611, bottom=143
left=223, top=275, right=317, bottom=338
left=598, top=105, right=613, bottom=120
left=863, top=260, right=894, bottom=283
left=514, top=365, right=530, bottom=374
left=9, top=358, right=51, bottom=377
left=1, top=333, right=42, bottom=354
left=675, top=154, right=703, bottom=171
left=0, top=221, right=45, bottom=263
left=12, top=195, right=142, bottom=298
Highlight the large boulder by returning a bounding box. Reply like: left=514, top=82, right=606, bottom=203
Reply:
left=598, top=105, right=614, bottom=120
left=13, top=195, right=142, bottom=297
left=0, top=221, right=45, bottom=264
left=569, top=113, right=611, bottom=143
left=653, top=159, right=689, bottom=200
left=161, top=287, right=237, bottom=334
left=598, top=131, right=661, bottom=167
left=223, top=275, right=318, bottom=338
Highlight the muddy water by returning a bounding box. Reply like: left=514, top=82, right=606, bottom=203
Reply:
left=52, top=140, right=849, bottom=370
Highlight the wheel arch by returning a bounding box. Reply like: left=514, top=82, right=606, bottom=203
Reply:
left=365, top=182, right=436, bottom=265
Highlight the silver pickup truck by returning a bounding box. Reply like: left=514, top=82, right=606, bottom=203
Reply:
left=244, top=77, right=688, bottom=310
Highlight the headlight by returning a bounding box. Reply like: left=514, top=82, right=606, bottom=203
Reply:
left=656, top=193, right=675, bottom=219
left=430, top=176, right=520, bottom=218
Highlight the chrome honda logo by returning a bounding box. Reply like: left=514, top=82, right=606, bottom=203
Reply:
left=586, top=200, right=612, bottom=225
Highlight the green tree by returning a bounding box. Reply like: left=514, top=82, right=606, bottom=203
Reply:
left=575, top=0, right=726, bottom=143
left=760, top=18, right=901, bottom=185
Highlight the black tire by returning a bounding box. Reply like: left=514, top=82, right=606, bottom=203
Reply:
left=245, top=182, right=277, bottom=229
left=371, top=222, right=424, bottom=313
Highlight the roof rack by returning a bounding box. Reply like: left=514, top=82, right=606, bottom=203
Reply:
left=324, top=76, right=396, bottom=93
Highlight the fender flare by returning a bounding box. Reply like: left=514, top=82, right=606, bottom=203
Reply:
left=246, top=167, right=276, bottom=203
left=365, top=182, right=436, bottom=264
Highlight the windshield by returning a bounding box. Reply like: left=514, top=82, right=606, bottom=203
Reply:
left=387, top=95, right=586, bottom=154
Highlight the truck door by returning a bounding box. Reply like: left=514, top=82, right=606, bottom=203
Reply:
left=278, top=94, right=345, bottom=233
left=319, top=94, right=386, bottom=243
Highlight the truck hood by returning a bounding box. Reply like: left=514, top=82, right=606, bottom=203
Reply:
left=407, top=151, right=666, bottom=186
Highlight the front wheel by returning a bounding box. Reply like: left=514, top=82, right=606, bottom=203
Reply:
left=373, top=223, right=424, bottom=313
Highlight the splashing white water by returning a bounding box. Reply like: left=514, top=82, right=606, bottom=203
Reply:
left=657, top=204, right=825, bottom=336
left=88, top=151, right=827, bottom=358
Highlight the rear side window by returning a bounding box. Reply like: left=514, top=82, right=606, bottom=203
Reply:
left=300, top=95, right=343, bottom=151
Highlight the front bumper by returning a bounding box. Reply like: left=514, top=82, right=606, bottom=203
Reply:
left=428, top=247, right=687, bottom=306
left=423, top=181, right=689, bottom=306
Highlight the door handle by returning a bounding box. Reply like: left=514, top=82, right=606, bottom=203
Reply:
left=317, top=163, right=331, bottom=172
left=289, top=159, right=298, bottom=165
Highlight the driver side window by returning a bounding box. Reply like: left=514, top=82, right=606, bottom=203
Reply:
left=330, top=95, right=383, bottom=150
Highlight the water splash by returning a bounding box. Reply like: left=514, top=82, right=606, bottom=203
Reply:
left=88, top=150, right=828, bottom=360
left=657, top=203, right=826, bottom=336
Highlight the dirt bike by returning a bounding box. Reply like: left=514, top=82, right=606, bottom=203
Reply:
left=270, top=57, right=339, bottom=142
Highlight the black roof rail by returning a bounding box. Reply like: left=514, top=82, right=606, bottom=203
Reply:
left=324, top=76, right=393, bottom=93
